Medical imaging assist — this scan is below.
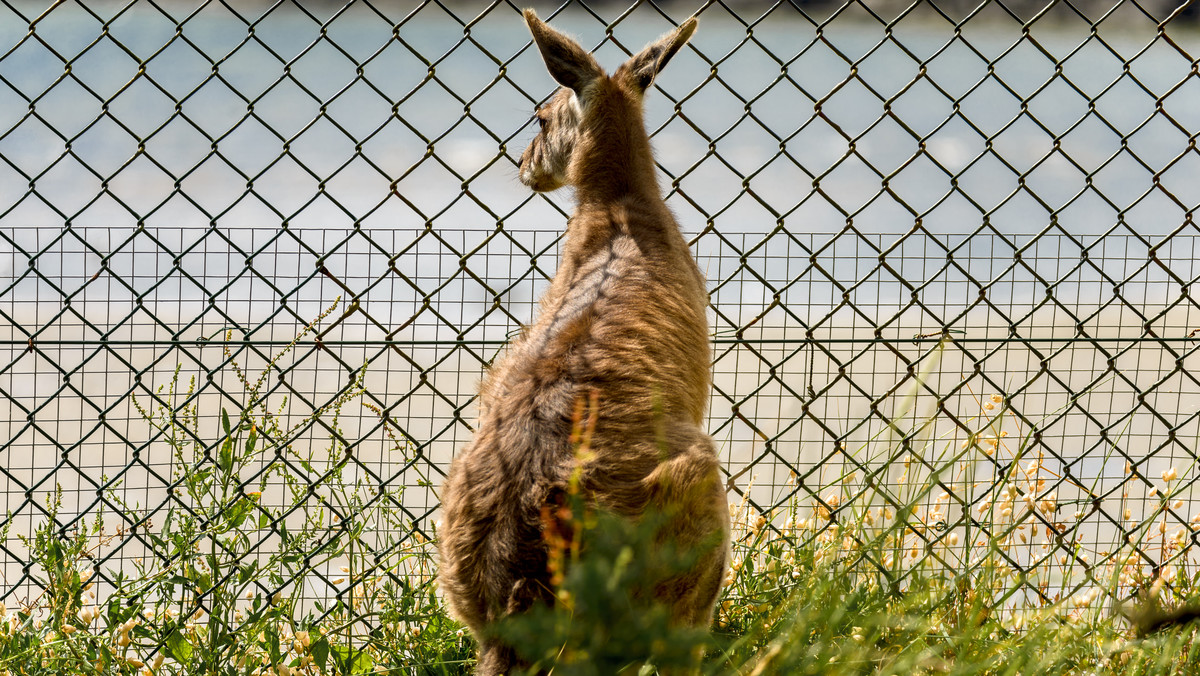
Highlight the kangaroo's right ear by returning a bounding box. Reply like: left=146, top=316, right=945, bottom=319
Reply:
left=524, top=9, right=602, bottom=95
left=620, top=17, right=697, bottom=94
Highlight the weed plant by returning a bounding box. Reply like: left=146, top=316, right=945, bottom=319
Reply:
left=0, top=302, right=471, bottom=675
left=1, top=328, right=1199, bottom=674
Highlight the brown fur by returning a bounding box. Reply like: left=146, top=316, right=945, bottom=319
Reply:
left=437, top=11, right=729, bottom=675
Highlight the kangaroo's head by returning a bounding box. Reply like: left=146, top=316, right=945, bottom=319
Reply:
left=518, top=10, right=697, bottom=193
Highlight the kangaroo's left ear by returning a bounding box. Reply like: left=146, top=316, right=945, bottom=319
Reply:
left=525, top=9, right=604, bottom=95
left=618, top=17, right=698, bottom=94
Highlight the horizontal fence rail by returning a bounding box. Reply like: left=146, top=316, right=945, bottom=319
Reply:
left=1, top=0, right=1199, bottom=645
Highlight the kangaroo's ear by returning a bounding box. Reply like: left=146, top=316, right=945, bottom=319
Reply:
left=619, top=17, right=697, bottom=94
left=524, top=10, right=602, bottom=95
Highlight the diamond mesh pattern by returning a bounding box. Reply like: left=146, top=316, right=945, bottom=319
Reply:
left=1, top=0, right=1199, bottom=623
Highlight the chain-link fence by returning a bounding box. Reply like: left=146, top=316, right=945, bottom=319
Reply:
left=2, top=0, right=1199, bottom=630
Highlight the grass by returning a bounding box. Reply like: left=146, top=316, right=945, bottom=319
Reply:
left=8, top=476, right=1200, bottom=676
left=2, top=318, right=1199, bottom=675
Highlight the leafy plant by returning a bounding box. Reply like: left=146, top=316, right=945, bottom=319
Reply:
left=0, top=302, right=472, bottom=675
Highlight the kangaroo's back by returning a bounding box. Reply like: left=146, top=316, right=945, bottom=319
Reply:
left=518, top=197, right=709, bottom=420
left=437, top=13, right=730, bottom=675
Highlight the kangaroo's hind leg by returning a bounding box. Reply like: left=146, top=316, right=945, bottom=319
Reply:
left=640, top=427, right=732, bottom=628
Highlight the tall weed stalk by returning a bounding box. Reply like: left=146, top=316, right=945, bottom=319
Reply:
left=0, top=302, right=472, bottom=675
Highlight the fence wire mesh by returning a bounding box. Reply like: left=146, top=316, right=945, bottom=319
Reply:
left=1, top=0, right=1200, bottom=641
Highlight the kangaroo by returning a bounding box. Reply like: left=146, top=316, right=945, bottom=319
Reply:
left=437, top=11, right=729, bottom=675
